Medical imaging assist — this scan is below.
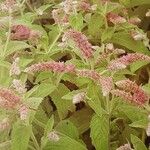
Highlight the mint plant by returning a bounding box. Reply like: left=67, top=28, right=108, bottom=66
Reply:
left=0, top=0, right=150, bottom=150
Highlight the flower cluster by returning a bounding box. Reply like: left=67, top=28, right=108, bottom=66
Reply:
left=25, top=61, right=76, bottom=73
left=76, top=69, right=113, bottom=96
left=107, top=12, right=126, bottom=24
left=0, top=88, right=21, bottom=109
left=111, top=79, right=149, bottom=105
left=18, top=104, right=28, bottom=120
left=108, top=53, right=150, bottom=71
left=48, top=131, right=60, bottom=142
left=12, top=79, right=27, bottom=94
left=10, top=57, right=21, bottom=76
left=73, top=92, right=86, bottom=104
left=63, top=30, right=93, bottom=58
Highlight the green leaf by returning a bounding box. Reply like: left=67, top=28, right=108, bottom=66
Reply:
left=120, top=0, right=150, bottom=7
left=90, top=114, right=109, bottom=150
left=130, top=60, right=149, bottom=73
left=6, top=41, right=31, bottom=56
left=110, top=31, right=150, bottom=55
left=131, top=134, right=147, bottom=150
left=11, top=122, right=32, bottom=150
left=88, top=13, right=104, bottom=38
left=51, top=83, right=75, bottom=119
left=69, top=13, right=83, bottom=31
left=25, top=97, right=43, bottom=109
left=43, top=133, right=87, bottom=150
left=55, top=120, right=79, bottom=140
left=118, top=105, right=147, bottom=122
left=129, top=119, right=148, bottom=129
left=44, top=115, right=54, bottom=137
left=31, top=83, right=56, bottom=98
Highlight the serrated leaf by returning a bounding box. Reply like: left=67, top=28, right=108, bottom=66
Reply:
left=110, top=31, right=150, bottom=55
left=131, top=134, right=147, bottom=150
left=51, top=83, right=75, bottom=119
left=90, top=114, right=109, bottom=150
left=88, top=13, right=104, bottom=38
left=120, top=0, right=150, bottom=7
left=69, top=13, right=83, bottom=31
left=6, top=41, right=31, bottom=56
left=43, top=133, right=87, bottom=150
left=11, top=122, right=32, bottom=150
left=31, top=83, right=56, bottom=98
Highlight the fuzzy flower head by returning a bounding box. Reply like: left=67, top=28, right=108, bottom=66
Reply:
left=0, top=0, right=18, bottom=12
left=113, top=79, right=149, bottom=105
left=128, top=17, right=141, bottom=25
left=12, top=79, right=27, bottom=94
left=108, top=53, right=150, bottom=71
left=78, top=0, right=91, bottom=12
left=10, top=25, right=31, bottom=41
left=52, top=9, right=68, bottom=25
left=130, top=30, right=145, bottom=41
left=18, top=104, right=28, bottom=120
left=25, top=61, right=76, bottom=74
left=76, top=69, right=100, bottom=81
left=99, top=77, right=113, bottom=96
left=48, top=131, right=60, bottom=142
left=73, top=92, right=86, bottom=104
left=0, top=88, right=21, bottom=109
left=107, top=12, right=126, bottom=24
left=63, top=30, right=93, bottom=58
left=10, top=57, right=21, bottom=76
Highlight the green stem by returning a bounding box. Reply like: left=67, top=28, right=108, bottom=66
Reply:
left=3, top=10, right=12, bottom=57
left=46, top=26, right=62, bottom=54
left=34, top=118, right=45, bottom=129
left=31, top=130, right=40, bottom=150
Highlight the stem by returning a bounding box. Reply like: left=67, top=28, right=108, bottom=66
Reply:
left=31, top=130, right=40, bottom=150
left=142, top=129, right=146, bottom=143
left=3, top=10, right=12, bottom=57
left=46, top=26, right=62, bottom=54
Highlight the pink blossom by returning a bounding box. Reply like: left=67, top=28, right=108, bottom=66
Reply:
left=52, top=9, right=68, bottom=25
left=115, top=79, right=139, bottom=92
left=76, top=69, right=100, bottom=81
left=76, top=69, right=113, bottom=96
left=10, top=25, right=31, bottom=41
left=48, top=131, right=60, bottom=142
left=10, top=57, right=21, bottom=76
left=78, top=0, right=91, bottom=12
left=108, top=53, right=150, bottom=71
left=99, top=77, right=113, bottom=96
left=12, top=79, right=27, bottom=94
left=25, top=61, right=76, bottom=73
left=0, top=0, right=17, bottom=12
left=63, top=30, right=93, bottom=58
left=18, top=104, right=28, bottom=120
left=107, top=12, right=126, bottom=24
left=0, top=88, right=21, bottom=109
left=129, top=17, right=141, bottom=25
left=111, top=89, right=133, bottom=102
left=73, top=92, right=86, bottom=104
left=115, top=79, right=149, bottom=105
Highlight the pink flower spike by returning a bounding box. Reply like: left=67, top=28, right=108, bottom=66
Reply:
left=10, top=57, right=21, bottom=76
left=63, top=30, right=93, bottom=58
left=99, top=77, right=113, bottom=96
left=115, top=79, right=139, bottom=92
left=108, top=53, right=150, bottom=71
left=25, top=61, right=75, bottom=73
left=107, top=12, right=126, bottom=24
left=0, top=88, right=21, bottom=109
left=18, top=104, right=28, bottom=120
left=76, top=69, right=101, bottom=81
left=111, top=89, right=133, bottom=102
left=129, top=17, right=141, bottom=25
left=10, top=25, right=31, bottom=41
